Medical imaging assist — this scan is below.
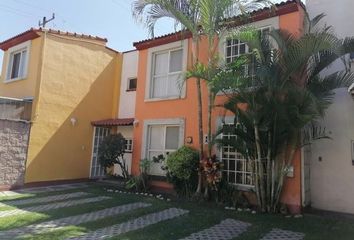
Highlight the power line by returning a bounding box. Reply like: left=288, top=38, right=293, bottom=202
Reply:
left=111, top=0, right=131, bottom=12
left=11, top=0, right=83, bottom=32
left=0, top=3, right=41, bottom=19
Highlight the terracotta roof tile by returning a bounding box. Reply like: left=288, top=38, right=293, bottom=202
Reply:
left=0, top=28, right=108, bottom=51
left=91, top=118, right=135, bottom=127
left=133, top=0, right=305, bottom=50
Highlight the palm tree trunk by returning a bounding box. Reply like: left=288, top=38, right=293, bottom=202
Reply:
left=266, top=131, right=272, bottom=212
left=207, top=92, right=213, bottom=157
left=190, top=37, right=204, bottom=196
left=195, top=77, right=204, bottom=195
left=273, top=135, right=298, bottom=212
left=254, top=121, right=265, bottom=211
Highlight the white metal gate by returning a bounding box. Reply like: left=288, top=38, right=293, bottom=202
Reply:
left=90, top=127, right=110, bottom=179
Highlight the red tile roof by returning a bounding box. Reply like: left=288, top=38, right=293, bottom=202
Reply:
left=0, top=28, right=40, bottom=51
left=0, top=28, right=108, bottom=51
left=91, top=118, right=135, bottom=127
left=133, top=0, right=305, bottom=50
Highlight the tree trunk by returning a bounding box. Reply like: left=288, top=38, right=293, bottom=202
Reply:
left=273, top=135, right=298, bottom=212
left=254, top=122, right=266, bottom=212
left=191, top=37, right=204, bottom=196
left=266, top=131, right=272, bottom=212
left=207, top=92, right=213, bottom=157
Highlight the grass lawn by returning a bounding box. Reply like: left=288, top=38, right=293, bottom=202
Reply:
left=1, top=183, right=354, bottom=239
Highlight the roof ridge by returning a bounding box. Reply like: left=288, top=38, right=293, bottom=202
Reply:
left=133, top=0, right=305, bottom=49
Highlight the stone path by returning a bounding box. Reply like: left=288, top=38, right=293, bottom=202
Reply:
left=16, top=183, right=90, bottom=194
left=0, top=196, right=111, bottom=218
left=178, top=219, right=251, bottom=240
left=0, top=202, right=152, bottom=240
left=260, top=228, right=305, bottom=240
left=0, top=183, right=90, bottom=198
left=67, top=208, right=189, bottom=240
left=0, top=192, right=90, bottom=207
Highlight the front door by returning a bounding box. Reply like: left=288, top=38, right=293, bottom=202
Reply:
left=90, top=127, right=110, bottom=179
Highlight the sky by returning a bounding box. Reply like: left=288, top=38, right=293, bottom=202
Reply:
left=0, top=0, right=304, bottom=67
left=0, top=0, right=176, bottom=67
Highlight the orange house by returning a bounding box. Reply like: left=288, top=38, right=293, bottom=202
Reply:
left=131, top=0, right=305, bottom=213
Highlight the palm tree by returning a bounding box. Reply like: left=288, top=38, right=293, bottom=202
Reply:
left=132, top=0, right=270, bottom=197
left=214, top=14, right=354, bottom=212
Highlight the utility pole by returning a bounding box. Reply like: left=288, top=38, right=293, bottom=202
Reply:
left=38, top=13, right=55, bottom=28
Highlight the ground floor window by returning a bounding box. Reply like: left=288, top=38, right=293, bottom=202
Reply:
left=221, top=123, right=253, bottom=187
left=147, top=125, right=180, bottom=176
left=125, top=139, right=133, bottom=152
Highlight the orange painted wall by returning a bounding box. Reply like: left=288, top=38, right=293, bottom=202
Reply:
left=133, top=5, right=305, bottom=211
left=278, top=7, right=306, bottom=212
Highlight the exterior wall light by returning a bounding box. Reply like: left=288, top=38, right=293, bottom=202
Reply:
left=133, top=119, right=139, bottom=127
left=70, top=117, right=77, bottom=126
left=186, top=136, right=193, bottom=144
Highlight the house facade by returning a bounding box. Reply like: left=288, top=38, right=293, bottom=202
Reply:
left=304, top=0, right=354, bottom=214
left=0, top=28, right=122, bottom=186
left=3, top=0, right=352, bottom=215
left=91, top=49, right=139, bottom=178
left=131, top=0, right=306, bottom=213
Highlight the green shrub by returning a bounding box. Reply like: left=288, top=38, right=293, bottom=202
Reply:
left=98, top=133, right=129, bottom=179
left=166, top=146, right=199, bottom=198
left=166, top=146, right=199, bottom=180
left=125, top=159, right=151, bottom=192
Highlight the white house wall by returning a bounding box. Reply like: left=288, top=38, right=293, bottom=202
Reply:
left=118, top=50, right=138, bottom=119
left=306, top=0, right=354, bottom=213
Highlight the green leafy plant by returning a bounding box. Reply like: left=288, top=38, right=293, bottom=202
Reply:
left=98, top=133, right=129, bottom=179
left=165, top=146, right=199, bottom=198
left=126, top=159, right=151, bottom=192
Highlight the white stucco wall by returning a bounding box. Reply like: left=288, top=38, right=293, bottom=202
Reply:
left=308, top=89, right=354, bottom=213
left=118, top=50, right=138, bottom=119
left=305, top=0, right=354, bottom=213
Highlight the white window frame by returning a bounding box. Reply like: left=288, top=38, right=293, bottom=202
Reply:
left=4, top=41, right=31, bottom=83
left=225, top=38, right=249, bottom=64
left=125, top=138, right=133, bottom=152
left=145, top=40, right=188, bottom=102
left=224, top=26, right=272, bottom=62
left=141, top=118, right=185, bottom=176
left=217, top=116, right=254, bottom=190
left=219, top=16, right=279, bottom=61
left=127, top=77, right=137, bottom=91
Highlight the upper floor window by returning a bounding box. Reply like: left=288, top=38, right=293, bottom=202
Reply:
left=5, top=41, right=30, bottom=82
left=150, top=48, right=183, bottom=99
left=127, top=78, right=137, bottom=91
left=225, top=26, right=271, bottom=64
left=226, top=39, right=248, bottom=64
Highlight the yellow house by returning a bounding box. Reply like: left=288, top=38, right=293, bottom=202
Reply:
left=0, top=28, right=122, bottom=185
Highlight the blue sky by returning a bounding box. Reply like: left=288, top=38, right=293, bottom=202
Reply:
left=0, top=0, right=304, bottom=67
left=0, top=0, right=175, bottom=67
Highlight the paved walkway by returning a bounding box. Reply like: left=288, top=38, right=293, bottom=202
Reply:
left=0, top=196, right=111, bottom=218
left=0, top=192, right=89, bottom=207
left=179, top=219, right=251, bottom=240
left=0, top=183, right=89, bottom=198
left=260, top=228, right=305, bottom=240
left=0, top=202, right=151, bottom=240
left=67, top=208, right=189, bottom=240
left=0, top=184, right=306, bottom=240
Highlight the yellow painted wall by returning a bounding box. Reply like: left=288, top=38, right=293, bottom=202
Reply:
left=0, top=37, right=42, bottom=99
left=25, top=33, right=122, bottom=183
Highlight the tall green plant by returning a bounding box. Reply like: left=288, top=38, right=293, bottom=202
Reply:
left=214, top=14, right=354, bottom=212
